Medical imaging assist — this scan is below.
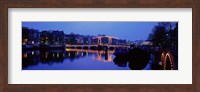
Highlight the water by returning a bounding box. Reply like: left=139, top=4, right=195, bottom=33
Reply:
left=22, top=49, right=131, bottom=70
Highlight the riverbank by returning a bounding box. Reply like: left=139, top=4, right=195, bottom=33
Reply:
left=22, top=45, right=65, bottom=50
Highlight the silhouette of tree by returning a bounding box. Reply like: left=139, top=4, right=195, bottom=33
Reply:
left=158, top=22, right=176, bottom=31
left=148, top=22, right=177, bottom=48
left=148, top=24, right=167, bottom=46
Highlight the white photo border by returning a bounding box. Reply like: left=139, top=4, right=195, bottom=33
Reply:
left=8, top=8, right=192, bottom=84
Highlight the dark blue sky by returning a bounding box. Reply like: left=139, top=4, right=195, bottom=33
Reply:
left=22, top=22, right=159, bottom=41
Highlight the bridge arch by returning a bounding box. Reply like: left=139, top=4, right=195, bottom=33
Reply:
left=93, top=36, right=117, bottom=45
left=161, top=51, right=176, bottom=70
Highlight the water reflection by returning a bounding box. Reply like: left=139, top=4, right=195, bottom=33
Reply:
left=22, top=50, right=65, bottom=69
left=66, top=49, right=114, bottom=62
left=22, top=49, right=120, bottom=70
left=22, top=48, right=151, bottom=70
left=40, top=50, right=65, bottom=64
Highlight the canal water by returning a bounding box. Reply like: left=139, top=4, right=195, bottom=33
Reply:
left=22, top=49, right=132, bottom=70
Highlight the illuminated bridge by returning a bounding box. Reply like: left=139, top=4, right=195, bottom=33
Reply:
left=66, top=44, right=129, bottom=49
left=66, top=36, right=130, bottom=50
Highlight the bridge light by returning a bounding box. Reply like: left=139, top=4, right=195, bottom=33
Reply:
left=66, top=49, right=70, bottom=51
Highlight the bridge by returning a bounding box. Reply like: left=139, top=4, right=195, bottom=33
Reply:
left=161, top=50, right=175, bottom=70
left=66, top=35, right=130, bottom=50
left=93, top=35, right=116, bottom=45
left=66, top=44, right=130, bottom=50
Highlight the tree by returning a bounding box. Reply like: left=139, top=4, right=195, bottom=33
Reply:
left=158, top=22, right=176, bottom=31
left=148, top=25, right=167, bottom=46
left=148, top=22, right=178, bottom=49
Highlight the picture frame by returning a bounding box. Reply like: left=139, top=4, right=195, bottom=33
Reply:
left=0, top=0, right=199, bottom=92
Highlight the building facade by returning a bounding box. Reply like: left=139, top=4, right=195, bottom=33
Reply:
left=22, top=27, right=40, bottom=46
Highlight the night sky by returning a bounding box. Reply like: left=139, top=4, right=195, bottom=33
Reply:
left=22, top=22, right=159, bottom=41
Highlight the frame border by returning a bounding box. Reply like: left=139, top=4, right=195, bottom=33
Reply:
left=0, top=0, right=199, bottom=92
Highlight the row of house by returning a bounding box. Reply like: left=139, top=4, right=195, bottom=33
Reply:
left=22, top=27, right=65, bottom=46
left=40, top=30, right=64, bottom=45
left=22, top=27, right=129, bottom=46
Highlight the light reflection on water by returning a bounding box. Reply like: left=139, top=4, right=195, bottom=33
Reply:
left=22, top=49, right=130, bottom=70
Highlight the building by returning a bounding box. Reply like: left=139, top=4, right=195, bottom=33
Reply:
left=51, top=31, right=64, bottom=45
left=112, top=38, right=119, bottom=45
left=141, top=41, right=153, bottom=46
left=40, top=30, right=64, bottom=45
left=118, top=39, right=127, bottom=45
left=22, top=27, right=40, bottom=46
left=83, top=36, right=92, bottom=45
left=76, top=35, right=84, bottom=44
left=64, top=34, right=70, bottom=44
left=40, top=31, right=51, bottom=45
